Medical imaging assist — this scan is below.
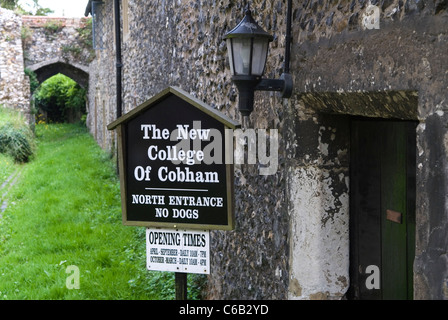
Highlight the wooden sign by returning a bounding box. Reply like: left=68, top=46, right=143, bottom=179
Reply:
left=107, top=87, right=239, bottom=230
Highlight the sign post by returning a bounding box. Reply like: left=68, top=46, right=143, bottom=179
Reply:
left=146, top=227, right=210, bottom=299
left=175, top=272, right=187, bottom=300
left=108, top=86, right=239, bottom=299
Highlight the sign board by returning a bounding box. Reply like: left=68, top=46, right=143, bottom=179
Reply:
left=107, top=87, right=239, bottom=230
left=146, top=228, right=210, bottom=274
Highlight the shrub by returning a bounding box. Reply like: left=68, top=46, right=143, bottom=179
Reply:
left=0, top=107, right=35, bottom=163
left=24, top=68, right=39, bottom=94
left=34, top=73, right=86, bottom=123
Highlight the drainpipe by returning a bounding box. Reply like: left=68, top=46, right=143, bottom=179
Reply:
left=114, top=0, right=123, bottom=119
left=285, top=0, right=292, bottom=74
left=114, top=0, right=122, bottom=174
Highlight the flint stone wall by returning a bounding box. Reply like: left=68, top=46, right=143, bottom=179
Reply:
left=0, top=8, right=29, bottom=115
left=22, top=15, right=92, bottom=89
left=87, top=0, right=448, bottom=299
left=0, top=10, right=92, bottom=122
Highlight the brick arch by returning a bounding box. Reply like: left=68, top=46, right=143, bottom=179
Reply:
left=27, top=58, right=89, bottom=89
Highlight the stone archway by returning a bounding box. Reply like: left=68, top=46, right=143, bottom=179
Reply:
left=0, top=12, right=92, bottom=123
left=28, top=61, right=89, bottom=124
left=20, top=15, right=92, bottom=124
left=27, top=58, right=89, bottom=89
left=21, top=15, right=92, bottom=90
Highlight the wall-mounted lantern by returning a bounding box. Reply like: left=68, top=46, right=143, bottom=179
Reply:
left=224, top=4, right=293, bottom=117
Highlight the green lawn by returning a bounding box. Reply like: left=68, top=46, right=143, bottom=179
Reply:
left=0, top=124, right=204, bottom=300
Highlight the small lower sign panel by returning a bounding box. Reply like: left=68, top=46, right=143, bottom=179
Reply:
left=146, top=228, right=210, bottom=274
left=386, top=209, right=402, bottom=224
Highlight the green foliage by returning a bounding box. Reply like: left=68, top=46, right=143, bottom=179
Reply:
left=21, top=25, right=33, bottom=47
left=24, top=68, right=39, bottom=94
left=62, top=44, right=82, bottom=57
left=0, top=107, right=35, bottom=163
left=34, top=6, right=53, bottom=16
left=77, top=18, right=93, bottom=48
left=1, top=0, right=53, bottom=15
left=58, top=18, right=95, bottom=63
left=34, top=74, right=86, bottom=123
left=0, top=0, right=17, bottom=10
left=43, top=19, right=64, bottom=34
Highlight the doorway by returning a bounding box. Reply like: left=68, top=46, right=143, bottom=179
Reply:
left=348, top=118, right=417, bottom=299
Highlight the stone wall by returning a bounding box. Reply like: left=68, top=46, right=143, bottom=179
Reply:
left=86, top=0, right=117, bottom=151
left=22, top=15, right=93, bottom=89
left=0, top=8, right=30, bottom=115
left=87, top=0, right=448, bottom=299
left=292, top=0, right=448, bottom=300
left=22, top=15, right=91, bottom=68
left=88, top=0, right=290, bottom=299
left=0, top=10, right=93, bottom=122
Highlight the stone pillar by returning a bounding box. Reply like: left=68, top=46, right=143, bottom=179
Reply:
left=0, top=8, right=30, bottom=119
left=286, top=103, right=350, bottom=299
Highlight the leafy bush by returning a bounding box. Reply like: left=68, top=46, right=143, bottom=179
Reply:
left=34, top=73, right=86, bottom=123
left=24, top=68, right=39, bottom=94
left=0, top=107, right=35, bottom=163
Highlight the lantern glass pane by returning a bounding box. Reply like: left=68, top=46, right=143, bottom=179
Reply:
left=232, top=38, right=253, bottom=75
left=251, top=39, right=269, bottom=76
left=226, top=39, right=235, bottom=75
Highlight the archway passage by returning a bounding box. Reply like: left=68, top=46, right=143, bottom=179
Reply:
left=34, top=73, right=87, bottom=124
left=28, top=59, right=89, bottom=90
left=28, top=60, right=89, bottom=124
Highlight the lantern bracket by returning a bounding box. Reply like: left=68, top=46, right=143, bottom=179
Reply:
left=255, top=73, right=293, bottom=98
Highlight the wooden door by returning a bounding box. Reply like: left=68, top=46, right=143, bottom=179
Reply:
left=348, top=119, right=416, bottom=300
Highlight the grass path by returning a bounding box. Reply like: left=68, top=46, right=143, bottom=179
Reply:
left=0, top=124, right=190, bottom=299
left=0, top=168, right=22, bottom=214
